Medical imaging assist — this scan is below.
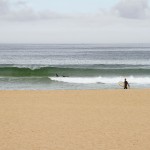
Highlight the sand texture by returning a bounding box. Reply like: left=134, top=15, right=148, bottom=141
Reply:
left=0, top=90, right=150, bottom=150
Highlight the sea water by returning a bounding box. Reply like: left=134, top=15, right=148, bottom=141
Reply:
left=0, top=43, right=150, bottom=90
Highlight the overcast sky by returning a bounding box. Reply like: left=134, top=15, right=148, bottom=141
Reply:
left=0, top=0, right=150, bottom=43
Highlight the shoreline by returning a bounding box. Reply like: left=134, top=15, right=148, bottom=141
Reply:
left=0, top=88, right=149, bottom=91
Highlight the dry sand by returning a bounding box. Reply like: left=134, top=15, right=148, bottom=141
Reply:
left=0, top=89, right=150, bottom=150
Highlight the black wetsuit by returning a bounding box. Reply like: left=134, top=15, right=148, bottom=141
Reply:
left=124, top=81, right=128, bottom=89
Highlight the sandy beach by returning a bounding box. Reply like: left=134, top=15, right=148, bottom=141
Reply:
left=0, top=89, right=150, bottom=150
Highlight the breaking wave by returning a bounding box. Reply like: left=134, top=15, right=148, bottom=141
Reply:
left=50, top=76, right=150, bottom=84
left=0, top=64, right=150, bottom=77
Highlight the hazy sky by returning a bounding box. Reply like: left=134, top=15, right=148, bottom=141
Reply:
left=0, top=0, right=150, bottom=43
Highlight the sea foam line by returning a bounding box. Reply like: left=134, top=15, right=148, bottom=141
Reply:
left=49, top=76, right=150, bottom=84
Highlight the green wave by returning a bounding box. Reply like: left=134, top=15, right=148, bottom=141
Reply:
left=0, top=66, right=150, bottom=77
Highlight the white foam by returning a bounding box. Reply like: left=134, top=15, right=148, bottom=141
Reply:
left=13, top=65, right=47, bottom=70
left=49, top=76, right=150, bottom=84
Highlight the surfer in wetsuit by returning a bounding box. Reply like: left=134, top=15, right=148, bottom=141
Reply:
left=124, top=78, right=130, bottom=89
left=56, top=74, right=68, bottom=77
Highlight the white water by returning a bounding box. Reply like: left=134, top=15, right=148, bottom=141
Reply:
left=50, top=76, right=150, bottom=84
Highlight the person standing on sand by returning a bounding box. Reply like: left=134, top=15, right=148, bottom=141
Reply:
left=124, top=78, right=130, bottom=89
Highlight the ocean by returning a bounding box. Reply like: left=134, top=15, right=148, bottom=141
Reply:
left=0, top=44, right=150, bottom=90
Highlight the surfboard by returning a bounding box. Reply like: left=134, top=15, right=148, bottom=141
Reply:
left=118, top=81, right=130, bottom=88
left=118, top=81, right=124, bottom=87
